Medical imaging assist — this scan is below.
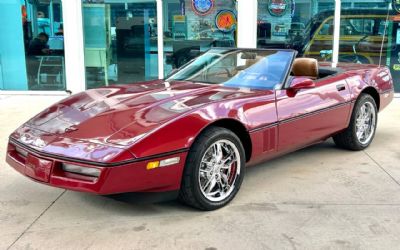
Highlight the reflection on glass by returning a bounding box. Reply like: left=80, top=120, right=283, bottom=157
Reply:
left=339, top=3, right=399, bottom=92
left=0, top=0, right=65, bottom=91
left=257, top=0, right=335, bottom=62
left=167, top=49, right=294, bottom=90
left=163, top=0, right=237, bottom=75
left=82, top=1, right=158, bottom=89
left=26, top=0, right=65, bottom=90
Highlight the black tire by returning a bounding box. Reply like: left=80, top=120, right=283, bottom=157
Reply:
left=179, top=126, right=246, bottom=210
left=333, top=94, right=378, bottom=151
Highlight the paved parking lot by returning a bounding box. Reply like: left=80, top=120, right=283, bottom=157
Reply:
left=1, top=95, right=399, bottom=249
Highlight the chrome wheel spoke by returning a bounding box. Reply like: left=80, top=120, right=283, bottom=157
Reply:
left=198, top=139, right=241, bottom=202
left=200, top=169, right=210, bottom=177
left=356, top=101, right=376, bottom=145
left=205, top=177, right=217, bottom=194
left=220, top=173, right=229, bottom=189
left=213, top=142, right=223, bottom=162
left=202, top=176, right=213, bottom=191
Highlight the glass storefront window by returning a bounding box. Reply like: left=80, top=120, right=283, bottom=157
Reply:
left=82, top=0, right=158, bottom=89
left=257, top=0, right=335, bottom=62
left=339, top=2, right=400, bottom=92
left=0, top=0, right=66, bottom=91
left=163, top=0, right=237, bottom=75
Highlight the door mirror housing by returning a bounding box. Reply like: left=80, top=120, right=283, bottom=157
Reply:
left=290, top=77, right=315, bottom=90
left=287, top=77, right=315, bottom=97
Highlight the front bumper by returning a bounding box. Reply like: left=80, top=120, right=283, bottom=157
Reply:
left=6, top=140, right=187, bottom=195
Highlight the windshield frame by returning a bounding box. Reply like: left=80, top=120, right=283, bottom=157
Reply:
left=165, top=48, right=297, bottom=91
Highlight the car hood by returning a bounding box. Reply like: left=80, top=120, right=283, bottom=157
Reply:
left=13, top=80, right=258, bottom=152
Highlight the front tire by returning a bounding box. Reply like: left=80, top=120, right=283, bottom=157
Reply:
left=333, top=94, right=378, bottom=150
left=179, top=127, right=245, bottom=210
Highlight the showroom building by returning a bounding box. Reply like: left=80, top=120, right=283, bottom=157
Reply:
left=1, top=0, right=400, bottom=94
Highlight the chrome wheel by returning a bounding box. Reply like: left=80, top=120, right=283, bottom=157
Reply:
left=198, top=139, right=241, bottom=202
left=356, top=101, right=376, bottom=145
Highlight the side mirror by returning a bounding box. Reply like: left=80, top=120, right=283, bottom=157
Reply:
left=290, top=77, right=315, bottom=90
left=287, top=78, right=315, bottom=97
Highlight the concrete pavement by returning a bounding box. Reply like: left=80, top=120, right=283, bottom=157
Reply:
left=0, top=95, right=399, bottom=250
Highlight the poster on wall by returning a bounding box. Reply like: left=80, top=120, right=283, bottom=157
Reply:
left=215, top=10, right=237, bottom=33
left=192, top=0, right=215, bottom=16
left=271, top=22, right=288, bottom=40
left=268, top=0, right=289, bottom=17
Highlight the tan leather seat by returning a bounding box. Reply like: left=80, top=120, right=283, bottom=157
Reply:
left=292, top=58, right=319, bottom=79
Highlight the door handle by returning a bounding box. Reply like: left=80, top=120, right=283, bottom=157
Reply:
left=336, top=84, right=346, bottom=91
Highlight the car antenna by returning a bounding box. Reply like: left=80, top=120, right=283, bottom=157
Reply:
left=379, top=4, right=391, bottom=67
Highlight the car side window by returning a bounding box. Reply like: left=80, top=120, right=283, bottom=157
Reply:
left=317, top=18, right=382, bottom=37
left=318, top=19, right=334, bottom=36
left=340, top=18, right=385, bottom=36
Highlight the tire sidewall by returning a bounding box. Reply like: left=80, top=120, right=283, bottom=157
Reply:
left=187, top=128, right=246, bottom=210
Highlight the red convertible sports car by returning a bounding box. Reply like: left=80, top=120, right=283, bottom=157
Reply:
left=7, top=48, right=394, bottom=210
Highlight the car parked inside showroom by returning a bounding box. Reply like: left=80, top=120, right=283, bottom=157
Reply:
left=6, top=48, right=394, bottom=210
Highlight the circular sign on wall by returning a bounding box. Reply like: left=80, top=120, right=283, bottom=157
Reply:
left=394, top=0, right=400, bottom=14
left=192, top=0, right=215, bottom=16
left=215, top=10, right=237, bottom=33
left=268, top=0, right=289, bottom=17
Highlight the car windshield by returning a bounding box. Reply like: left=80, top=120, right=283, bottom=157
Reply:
left=166, top=48, right=295, bottom=90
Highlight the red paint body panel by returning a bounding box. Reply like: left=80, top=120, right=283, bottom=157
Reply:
left=7, top=142, right=187, bottom=194
left=6, top=61, right=395, bottom=195
left=276, top=73, right=352, bottom=154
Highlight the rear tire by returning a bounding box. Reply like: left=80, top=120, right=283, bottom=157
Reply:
left=179, top=127, right=245, bottom=210
left=333, top=94, right=377, bottom=151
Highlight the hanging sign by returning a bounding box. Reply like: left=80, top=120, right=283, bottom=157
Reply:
left=268, top=0, right=289, bottom=17
left=192, top=0, right=215, bottom=16
left=215, top=10, right=237, bottom=33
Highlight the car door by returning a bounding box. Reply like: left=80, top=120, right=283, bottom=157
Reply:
left=275, top=75, right=352, bottom=154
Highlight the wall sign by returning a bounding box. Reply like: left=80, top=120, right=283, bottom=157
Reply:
left=268, top=0, right=288, bottom=17
left=192, top=0, right=215, bottom=16
left=394, top=0, right=400, bottom=14
left=215, top=10, right=237, bottom=33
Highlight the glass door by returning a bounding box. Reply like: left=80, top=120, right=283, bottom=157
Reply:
left=162, top=0, right=237, bottom=76
left=0, top=0, right=66, bottom=91
left=82, top=0, right=158, bottom=89
left=339, top=2, right=399, bottom=92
